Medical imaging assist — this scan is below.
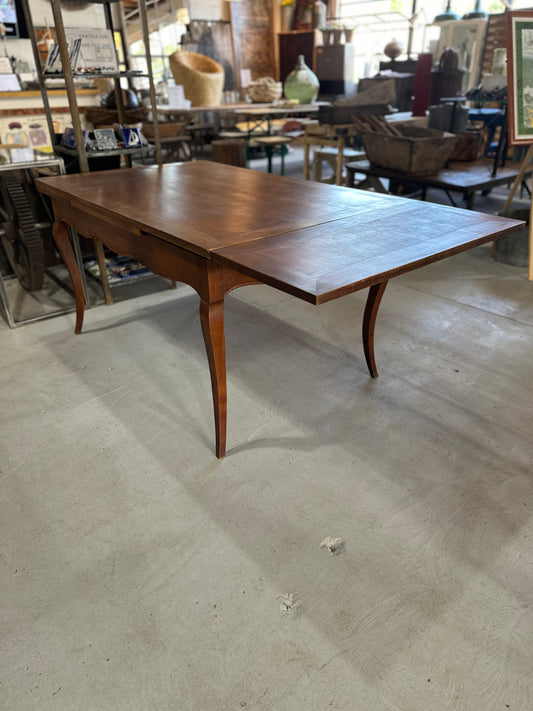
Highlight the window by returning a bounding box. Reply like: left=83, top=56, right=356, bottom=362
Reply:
left=335, top=0, right=513, bottom=81
left=129, top=22, right=186, bottom=88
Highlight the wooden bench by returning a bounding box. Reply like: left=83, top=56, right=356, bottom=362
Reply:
left=345, top=158, right=533, bottom=210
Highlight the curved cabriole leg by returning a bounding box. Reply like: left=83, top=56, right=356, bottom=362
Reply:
left=200, top=298, right=227, bottom=458
left=363, top=280, right=389, bottom=378
left=52, top=219, right=85, bottom=334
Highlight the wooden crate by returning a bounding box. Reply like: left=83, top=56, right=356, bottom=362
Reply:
left=359, top=125, right=458, bottom=175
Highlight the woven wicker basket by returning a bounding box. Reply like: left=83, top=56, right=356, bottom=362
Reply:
left=247, top=77, right=282, bottom=104
left=169, top=51, right=224, bottom=107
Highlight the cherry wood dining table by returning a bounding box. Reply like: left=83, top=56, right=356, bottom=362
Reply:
left=36, top=162, right=523, bottom=458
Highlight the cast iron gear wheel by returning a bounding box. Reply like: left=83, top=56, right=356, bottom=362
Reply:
left=0, top=174, right=45, bottom=291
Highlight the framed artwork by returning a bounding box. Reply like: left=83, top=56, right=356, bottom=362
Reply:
left=507, top=10, right=533, bottom=145
left=0, top=114, right=54, bottom=164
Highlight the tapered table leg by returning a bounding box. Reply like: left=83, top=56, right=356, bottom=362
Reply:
left=200, top=298, right=227, bottom=458
left=52, top=219, right=85, bottom=334
left=362, top=281, right=388, bottom=378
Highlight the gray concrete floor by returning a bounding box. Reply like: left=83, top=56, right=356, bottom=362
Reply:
left=1, top=149, right=533, bottom=710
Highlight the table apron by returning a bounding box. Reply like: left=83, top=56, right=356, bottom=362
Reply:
left=51, top=198, right=259, bottom=302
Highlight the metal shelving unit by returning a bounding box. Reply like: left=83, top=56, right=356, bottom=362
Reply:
left=54, top=143, right=155, bottom=162
left=19, top=0, right=164, bottom=306
left=0, top=157, right=89, bottom=328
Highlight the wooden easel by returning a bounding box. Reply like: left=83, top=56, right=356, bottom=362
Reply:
left=500, top=143, right=533, bottom=280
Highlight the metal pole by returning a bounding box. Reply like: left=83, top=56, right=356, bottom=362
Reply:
left=19, top=0, right=57, bottom=150
left=50, top=0, right=89, bottom=174
left=138, top=0, right=163, bottom=165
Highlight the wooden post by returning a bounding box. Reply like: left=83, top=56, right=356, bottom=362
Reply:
left=500, top=143, right=533, bottom=280
left=502, top=144, right=533, bottom=210
left=529, top=188, right=533, bottom=281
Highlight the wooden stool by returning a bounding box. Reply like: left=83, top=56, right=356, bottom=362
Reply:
left=211, top=139, right=247, bottom=168
left=312, top=147, right=366, bottom=184
left=255, top=136, right=292, bottom=175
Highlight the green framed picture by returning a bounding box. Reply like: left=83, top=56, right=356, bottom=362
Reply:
left=507, top=10, right=533, bottom=145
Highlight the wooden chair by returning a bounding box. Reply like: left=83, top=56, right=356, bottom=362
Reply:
left=169, top=51, right=224, bottom=107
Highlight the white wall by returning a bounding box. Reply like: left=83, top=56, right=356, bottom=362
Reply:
left=5, top=39, right=35, bottom=72
left=189, top=0, right=230, bottom=22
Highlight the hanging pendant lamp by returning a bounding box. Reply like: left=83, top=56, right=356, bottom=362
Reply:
left=433, top=0, right=460, bottom=23
left=463, top=0, right=488, bottom=20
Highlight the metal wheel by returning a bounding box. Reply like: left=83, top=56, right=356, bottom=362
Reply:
left=0, top=172, right=45, bottom=292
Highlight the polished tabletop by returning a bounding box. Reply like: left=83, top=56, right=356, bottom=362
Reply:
left=38, top=161, right=521, bottom=303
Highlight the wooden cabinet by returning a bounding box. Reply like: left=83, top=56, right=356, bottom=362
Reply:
left=315, top=44, right=356, bottom=97
left=278, top=31, right=316, bottom=83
